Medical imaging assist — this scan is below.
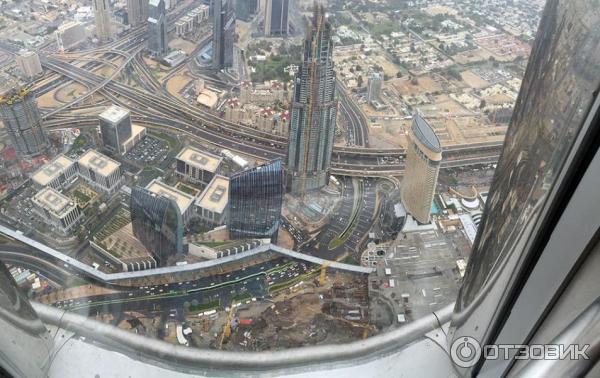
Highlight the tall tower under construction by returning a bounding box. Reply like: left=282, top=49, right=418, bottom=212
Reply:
left=286, top=4, right=337, bottom=195
left=0, top=87, right=49, bottom=159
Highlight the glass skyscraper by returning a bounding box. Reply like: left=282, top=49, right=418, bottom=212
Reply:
left=228, top=160, right=284, bottom=242
left=286, top=5, right=337, bottom=195
left=212, top=0, right=235, bottom=70
left=130, top=186, right=184, bottom=266
left=148, top=0, right=168, bottom=57
left=265, top=0, right=289, bottom=36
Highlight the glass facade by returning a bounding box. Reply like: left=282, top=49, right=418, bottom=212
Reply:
left=228, top=160, right=284, bottom=242
left=148, top=0, right=168, bottom=56
left=265, top=0, right=289, bottom=36
left=212, top=0, right=235, bottom=69
left=130, top=186, right=184, bottom=266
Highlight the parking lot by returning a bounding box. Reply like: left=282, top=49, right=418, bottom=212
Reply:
left=124, top=136, right=169, bottom=166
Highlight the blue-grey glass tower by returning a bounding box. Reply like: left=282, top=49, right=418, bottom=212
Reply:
left=212, top=0, right=235, bottom=70
left=0, top=87, right=49, bottom=159
left=131, top=186, right=183, bottom=266
left=286, top=5, right=337, bottom=195
left=228, top=160, right=284, bottom=242
left=148, top=0, right=168, bottom=57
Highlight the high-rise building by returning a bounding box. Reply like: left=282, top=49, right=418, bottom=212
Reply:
left=93, top=0, right=114, bottom=42
left=130, top=186, right=184, bottom=266
left=0, top=87, right=49, bottom=159
left=286, top=5, right=337, bottom=194
left=99, top=105, right=132, bottom=153
left=212, top=0, right=235, bottom=70
left=127, top=0, right=149, bottom=27
left=367, top=72, right=383, bottom=103
left=15, top=50, right=43, bottom=80
left=264, top=0, right=289, bottom=36
left=148, top=0, right=168, bottom=57
left=236, top=0, right=258, bottom=21
left=228, top=160, right=284, bottom=242
left=401, top=113, right=442, bottom=224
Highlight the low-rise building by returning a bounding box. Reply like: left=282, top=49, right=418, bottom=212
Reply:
left=175, top=146, right=222, bottom=187
left=146, top=179, right=195, bottom=224
left=32, top=187, right=83, bottom=235
left=77, top=150, right=123, bottom=194
left=239, top=80, right=289, bottom=105
left=31, top=155, right=77, bottom=190
left=163, top=50, right=187, bottom=67
left=55, top=21, right=86, bottom=51
left=195, top=175, right=229, bottom=225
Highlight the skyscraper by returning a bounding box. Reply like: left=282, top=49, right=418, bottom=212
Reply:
left=265, top=0, right=289, bottom=36
left=15, top=50, right=43, bottom=80
left=130, top=186, right=184, bottom=266
left=93, top=0, right=114, bottom=42
left=0, top=87, right=49, bottom=159
left=127, top=0, right=149, bottom=27
left=236, top=0, right=258, bottom=22
left=228, top=160, right=284, bottom=242
left=212, top=0, right=235, bottom=70
left=99, top=105, right=132, bottom=153
left=286, top=5, right=337, bottom=195
left=148, top=0, right=168, bottom=57
left=401, top=113, right=442, bottom=224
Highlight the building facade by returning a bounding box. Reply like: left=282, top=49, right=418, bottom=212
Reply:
left=77, top=150, right=123, bottom=194
left=55, top=21, right=86, bottom=51
left=286, top=5, right=337, bottom=194
left=175, top=146, right=223, bottom=187
left=16, top=50, right=43, bottom=80
left=130, top=186, right=184, bottom=266
left=228, top=160, right=284, bottom=242
left=32, top=187, right=83, bottom=235
left=401, top=113, right=442, bottom=224
left=212, top=0, right=235, bottom=70
left=196, top=174, right=229, bottom=225
left=0, top=87, right=49, bottom=159
left=127, top=0, right=149, bottom=27
left=148, top=0, right=168, bottom=57
left=99, top=105, right=132, bottom=153
left=93, top=0, right=114, bottom=42
left=31, top=155, right=77, bottom=190
left=265, top=0, right=289, bottom=36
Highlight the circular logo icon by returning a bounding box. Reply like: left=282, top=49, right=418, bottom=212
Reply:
left=450, top=336, right=482, bottom=368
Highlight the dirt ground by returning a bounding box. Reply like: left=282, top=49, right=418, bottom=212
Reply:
left=166, top=70, right=193, bottom=98
left=169, top=38, right=197, bottom=55
left=461, top=70, right=491, bottom=89
left=453, top=48, right=493, bottom=65
left=389, top=75, right=443, bottom=96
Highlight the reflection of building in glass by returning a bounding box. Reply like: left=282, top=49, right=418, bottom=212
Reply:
left=130, top=186, right=184, bottom=266
left=401, top=113, right=442, bottom=224
left=99, top=105, right=146, bottom=155
left=32, top=187, right=83, bottom=235
left=0, top=87, right=49, bottom=159
left=77, top=150, right=123, bottom=194
left=31, top=155, right=77, bottom=190
left=175, top=146, right=223, bottom=187
left=265, top=0, right=289, bottom=36
left=212, top=0, right=235, bottom=70
left=228, top=160, right=284, bottom=242
left=148, top=0, right=168, bottom=57
left=286, top=5, right=337, bottom=194
left=127, top=0, right=149, bottom=26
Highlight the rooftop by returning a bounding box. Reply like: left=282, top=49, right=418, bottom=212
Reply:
left=176, top=146, right=222, bottom=173
left=78, top=150, right=120, bottom=177
left=33, top=187, right=76, bottom=217
left=196, top=175, right=229, bottom=214
left=146, top=179, right=194, bottom=215
left=99, top=105, right=130, bottom=125
left=31, top=155, right=75, bottom=187
left=411, top=113, right=442, bottom=153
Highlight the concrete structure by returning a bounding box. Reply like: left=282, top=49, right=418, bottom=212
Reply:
left=176, top=146, right=222, bottom=187
left=127, top=0, right=149, bottom=27
left=32, top=187, right=83, bottom=235
left=212, top=0, right=235, bottom=70
left=265, top=0, right=289, bottom=36
left=367, top=72, right=383, bottom=103
left=239, top=80, right=289, bottom=105
left=188, top=240, right=262, bottom=260
left=31, top=155, right=77, bottom=190
left=163, top=50, right=186, bottom=67
left=148, top=0, right=168, bottom=57
left=175, top=16, right=194, bottom=36
left=401, top=113, right=442, bottom=224
left=93, top=0, right=114, bottom=42
left=99, top=105, right=146, bottom=155
left=77, top=150, right=123, bottom=194
left=0, top=87, right=49, bottom=159
left=146, top=179, right=195, bottom=224
left=287, top=6, right=337, bottom=194
left=196, top=175, right=229, bottom=225
left=15, top=50, right=43, bottom=79
left=55, top=21, right=87, bottom=51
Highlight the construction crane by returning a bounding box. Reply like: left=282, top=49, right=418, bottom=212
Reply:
left=319, top=262, right=331, bottom=286
left=218, top=303, right=236, bottom=349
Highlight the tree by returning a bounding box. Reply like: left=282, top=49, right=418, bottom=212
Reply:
left=357, top=75, right=364, bottom=87
left=396, top=71, right=403, bottom=78
left=479, top=100, right=487, bottom=109
left=410, top=77, right=419, bottom=86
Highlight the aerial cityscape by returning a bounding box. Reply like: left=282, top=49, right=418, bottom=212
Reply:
left=0, top=0, right=546, bottom=351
